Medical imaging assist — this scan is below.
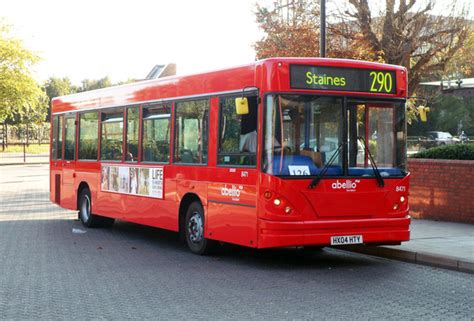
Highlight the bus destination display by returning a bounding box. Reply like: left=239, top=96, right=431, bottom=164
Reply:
left=290, top=64, right=397, bottom=94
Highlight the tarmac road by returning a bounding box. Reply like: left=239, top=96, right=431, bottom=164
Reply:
left=0, top=164, right=472, bottom=319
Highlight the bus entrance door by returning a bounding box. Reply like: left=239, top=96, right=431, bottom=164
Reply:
left=207, top=168, right=258, bottom=248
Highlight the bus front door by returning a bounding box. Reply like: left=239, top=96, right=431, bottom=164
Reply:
left=206, top=95, right=260, bottom=247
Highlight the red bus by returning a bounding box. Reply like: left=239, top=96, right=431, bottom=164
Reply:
left=50, top=58, right=410, bottom=254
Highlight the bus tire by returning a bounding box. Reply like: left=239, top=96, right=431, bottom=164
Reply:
left=184, top=201, right=216, bottom=255
left=78, top=188, right=114, bottom=228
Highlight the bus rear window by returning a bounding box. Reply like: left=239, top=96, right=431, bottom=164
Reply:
left=51, top=115, right=63, bottom=160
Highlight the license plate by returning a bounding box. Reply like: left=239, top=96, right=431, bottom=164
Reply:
left=331, top=235, right=363, bottom=245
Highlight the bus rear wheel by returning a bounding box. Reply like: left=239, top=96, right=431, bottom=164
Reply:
left=78, top=188, right=114, bottom=228
left=184, top=201, right=216, bottom=255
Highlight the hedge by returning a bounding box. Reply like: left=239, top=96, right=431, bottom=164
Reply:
left=412, top=144, right=474, bottom=160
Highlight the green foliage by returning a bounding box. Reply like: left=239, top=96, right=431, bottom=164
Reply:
left=0, top=21, right=47, bottom=123
left=44, top=76, right=135, bottom=102
left=408, top=95, right=473, bottom=136
left=221, top=97, right=241, bottom=153
left=368, top=140, right=377, bottom=155
left=412, top=144, right=474, bottom=160
left=0, top=143, right=50, bottom=154
left=79, top=76, right=112, bottom=92
left=44, top=77, right=77, bottom=101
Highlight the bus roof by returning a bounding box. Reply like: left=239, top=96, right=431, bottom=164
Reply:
left=51, top=58, right=407, bottom=114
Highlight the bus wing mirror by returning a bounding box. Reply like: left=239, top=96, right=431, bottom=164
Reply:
left=235, top=97, right=249, bottom=115
left=417, top=106, right=430, bottom=122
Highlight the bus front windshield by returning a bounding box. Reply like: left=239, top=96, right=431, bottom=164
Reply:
left=263, top=95, right=407, bottom=178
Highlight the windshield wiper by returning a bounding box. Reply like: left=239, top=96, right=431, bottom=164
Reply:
left=308, top=142, right=343, bottom=189
left=358, top=137, right=384, bottom=187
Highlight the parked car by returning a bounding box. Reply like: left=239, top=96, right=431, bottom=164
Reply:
left=459, top=131, right=468, bottom=144
left=419, top=131, right=459, bottom=149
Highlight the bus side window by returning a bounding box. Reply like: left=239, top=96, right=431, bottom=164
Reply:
left=100, top=110, right=124, bottom=161
left=126, top=107, right=139, bottom=162
left=218, top=95, right=258, bottom=166
left=64, top=114, right=76, bottom=160
left=174, top=100, right=209, bottom=164
left=52, top=115, right=63, bottom=160
left=78, top=112, right=99, bottom=160
left=142, top=104, right=171, bottom=163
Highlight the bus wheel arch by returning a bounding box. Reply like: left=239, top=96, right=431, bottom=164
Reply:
left=179, top=193, right=201, bottom=240
left=77, top=182, right=90, bottom=210
left=77, top=182, right=114, bottom=228
left=179, top=193, right=216, bottom=255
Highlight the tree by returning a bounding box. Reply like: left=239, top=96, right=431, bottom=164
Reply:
left=443, top=26, right=474, bottom=79
left=44, top=77, right=77, bottom=101
left=254, top=2, right=320, bottom=58
left=254, top=0, right=470, bottom=95
left=0, top=21, right=46, bottom=124
left=78, top=76, right=113, bottom=92
left=333, top=0, right=470, bottom=95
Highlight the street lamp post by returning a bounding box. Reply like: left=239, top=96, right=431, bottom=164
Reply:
left=320, top=0, right=326, bottom=57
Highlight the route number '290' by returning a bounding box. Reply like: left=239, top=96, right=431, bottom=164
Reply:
left=369, top=71, right=393, bottom=93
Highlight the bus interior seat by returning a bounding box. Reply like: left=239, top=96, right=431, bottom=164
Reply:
left=300, top=150, right=322, bottom=167
left=180, top=149, right=194, bottom=163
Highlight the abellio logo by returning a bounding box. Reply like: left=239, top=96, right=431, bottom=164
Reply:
left=331, top=179, right=359, bottom=191
left=221, top=184, right=244, bottom=200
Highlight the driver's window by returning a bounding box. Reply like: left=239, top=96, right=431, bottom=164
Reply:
left=218, top=95, right=258, bottom=166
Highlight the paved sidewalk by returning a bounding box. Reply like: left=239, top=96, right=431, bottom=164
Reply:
left=345, top=219, right=474, bottom=273
left=0, top=152, right=49, bottom=165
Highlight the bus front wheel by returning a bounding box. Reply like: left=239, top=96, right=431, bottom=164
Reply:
left=184, top=201, right=216, bottom=255
left=78, top=188, right=114, bottom=228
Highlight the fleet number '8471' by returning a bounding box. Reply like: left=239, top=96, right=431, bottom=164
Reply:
left=396, top=186, right=406, bottom=192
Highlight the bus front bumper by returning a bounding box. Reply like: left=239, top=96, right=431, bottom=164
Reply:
left=257, top=216, right=410, bottom=249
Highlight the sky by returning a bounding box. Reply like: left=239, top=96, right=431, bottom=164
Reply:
left=2, top=0, right=471, bottom=86
left=2, top=0, right=268, bottom=85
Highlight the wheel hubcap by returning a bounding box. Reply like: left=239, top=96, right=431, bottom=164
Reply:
left=188, top=212, right=203, bottom=243
left=80, top=195, right=91, bottom=221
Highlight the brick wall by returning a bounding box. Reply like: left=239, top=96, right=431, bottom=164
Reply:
left=408, top=159, right=474, bottom=224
